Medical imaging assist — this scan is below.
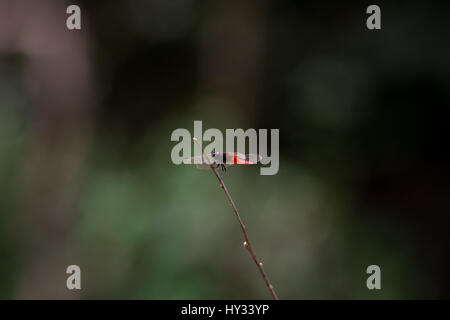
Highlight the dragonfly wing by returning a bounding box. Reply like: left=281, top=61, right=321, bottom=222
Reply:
left=234, top=153, right=261, bottom=163
left=234, top=153, right=247, bottom=160
left=231, top=153, right=261, bottom=164
left=245, top=154, right=262, bottom=163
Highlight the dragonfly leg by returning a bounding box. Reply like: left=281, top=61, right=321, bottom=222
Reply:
left=221, top=164, right=226, bottom=172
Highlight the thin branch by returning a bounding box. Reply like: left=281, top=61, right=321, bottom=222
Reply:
left=193, top=138, right=278, bottom=300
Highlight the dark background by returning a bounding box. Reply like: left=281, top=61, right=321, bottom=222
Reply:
left=0, top=0, right=449, bottom=299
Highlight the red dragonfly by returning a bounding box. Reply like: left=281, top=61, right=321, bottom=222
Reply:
left=183, top=152, right=262, bottom=172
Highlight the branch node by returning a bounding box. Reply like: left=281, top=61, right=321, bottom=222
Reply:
left=193, top=136, right=278, bottom=300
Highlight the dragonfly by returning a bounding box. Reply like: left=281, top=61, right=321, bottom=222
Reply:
left=183, top=152, right=262, bottom=172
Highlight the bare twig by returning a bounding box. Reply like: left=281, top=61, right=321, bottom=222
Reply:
left=193, top=138, right=278, bottom=300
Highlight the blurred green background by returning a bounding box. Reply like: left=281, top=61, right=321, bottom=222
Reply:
left=0, top=0, right=449, bottom=299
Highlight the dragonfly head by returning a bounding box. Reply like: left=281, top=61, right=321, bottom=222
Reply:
left=211, top=152, right=225, bottom=164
